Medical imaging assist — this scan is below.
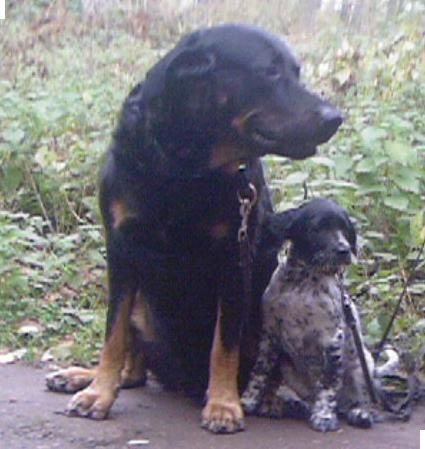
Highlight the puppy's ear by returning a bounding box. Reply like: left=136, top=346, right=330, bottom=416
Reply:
left=167, top=49, right=216, bottom=80
left=264, top=207, right=301, bottom=248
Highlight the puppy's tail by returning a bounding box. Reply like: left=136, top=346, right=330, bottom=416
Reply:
left=374, top=347, right=400, bottom=378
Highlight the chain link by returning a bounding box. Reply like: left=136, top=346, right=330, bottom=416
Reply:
left=237, top=183, right=257, bottom=243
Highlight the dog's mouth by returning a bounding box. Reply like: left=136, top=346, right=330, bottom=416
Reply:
left=250, top=127, right=279, bottom=146
left=249, top=126, right=318, bottom=160
left=236, top=107, right=342, bottom=160
left=311, top=250, right=353, bottom=271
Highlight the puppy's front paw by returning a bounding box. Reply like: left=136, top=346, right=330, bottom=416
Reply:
left=310, top=409, right=339, bottom=432
left=347, top=407, right=373, bottom=429
left=201, top=399, right=245, bottom=434
left=241, top=391, right=259, bottom=415
left=65, top=385, right=117, bottom=420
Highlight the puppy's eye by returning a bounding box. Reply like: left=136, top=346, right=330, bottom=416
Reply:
left=264, top=65, right=281, bottom=81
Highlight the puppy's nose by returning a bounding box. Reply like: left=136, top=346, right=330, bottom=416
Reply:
left=336, top=242, right=350, bottom=257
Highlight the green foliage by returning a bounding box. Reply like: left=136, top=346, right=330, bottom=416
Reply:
left=0, top=2, right=423, bottom=368
left=0, top=209, right=106, bottom=360
left=270, top=18, right=425, bottom=357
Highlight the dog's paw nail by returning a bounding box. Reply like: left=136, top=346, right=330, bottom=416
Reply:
left=201, top=401, right=245, bottom=434
left=89, top=409, right=108, bottom=420
left=63, top=388, right=112, bottom=420
left=202, top=417, right=244, bottom=434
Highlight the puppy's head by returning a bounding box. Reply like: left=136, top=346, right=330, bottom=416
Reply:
left=282, top=198, right=357, bottom=271
left=140, top=24, right=342, bottom=174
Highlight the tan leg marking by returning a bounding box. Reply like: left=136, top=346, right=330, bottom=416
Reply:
left=121, top=350, right=146, bottom=388
left=121, top=291, right=155, bottom=387
left=201, top=306, right=244, bottom=433
left=65, top=292, right=134, bottom=419
left=130, top=291, right=156, bottom=342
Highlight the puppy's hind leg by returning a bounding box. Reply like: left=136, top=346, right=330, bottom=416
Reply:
left=256, top=382, right=310, bottom=419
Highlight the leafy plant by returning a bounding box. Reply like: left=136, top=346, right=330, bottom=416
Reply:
left=0, top=1, right=423, bottom=370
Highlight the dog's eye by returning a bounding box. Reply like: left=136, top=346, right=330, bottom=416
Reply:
left=264, top=65, right=281, bottom=81
left=293, top=64, right=301, bottom=79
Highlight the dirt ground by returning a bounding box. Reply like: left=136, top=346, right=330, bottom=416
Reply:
left=0, top=364, right=423, bottom=449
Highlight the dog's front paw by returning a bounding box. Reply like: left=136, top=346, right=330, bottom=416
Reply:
left=310, top=409, right=339, bottom=432
left=346, top=407, right=373, bottom=429
left=201, top=399, right=245, bottom=434
left=65, top=385, right=117, bottom=420
left=46, top=367, right=94, bottom=394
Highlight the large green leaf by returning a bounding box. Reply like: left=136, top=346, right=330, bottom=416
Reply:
left=281, top=171, right=309, bottom=185
left=385, top=140, right=412, bottom=165
left=310, top=156, right=335, bottom=168
left=360, top=126, right=387, bottom=145
left=394, top=169, right=420, bottom=193
left=1, top=164, right=24, bottom=193
left=355, top=158, right=375, bottom=174
left=1, top=128, right=25, bottom=145
left=383, top=195, right=409, bottom=211
left=410, top=210, right=425, bottom=245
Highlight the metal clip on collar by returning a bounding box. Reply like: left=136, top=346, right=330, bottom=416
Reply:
left=237, top=184, right=257, bottom=243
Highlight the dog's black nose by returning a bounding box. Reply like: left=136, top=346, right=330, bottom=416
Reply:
left=320, top=105, right=343, bottom=133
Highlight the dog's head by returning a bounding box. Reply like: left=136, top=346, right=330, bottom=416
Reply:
left=138, top=24, right=342, bottom=174
left=278, top=198, right=357, bottom=271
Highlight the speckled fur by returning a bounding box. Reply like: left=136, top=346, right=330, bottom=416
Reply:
left=241, top=199, right=377, bottom=432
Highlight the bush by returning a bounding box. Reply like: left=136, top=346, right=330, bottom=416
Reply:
left=0, top=1, right=423, bottom=368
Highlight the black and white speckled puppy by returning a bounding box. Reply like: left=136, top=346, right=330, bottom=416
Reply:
left=242, top=198, right=397, bottom=432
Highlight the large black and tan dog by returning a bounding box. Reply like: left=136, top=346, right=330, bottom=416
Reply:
left=46, top=24, right=342, bottom=433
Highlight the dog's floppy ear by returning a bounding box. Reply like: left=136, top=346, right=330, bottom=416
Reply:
left=165, top=49, right=216, bottom=121
left=264, top=207, right=301, bottom=249
left=167, top=48, right=216, bottom=80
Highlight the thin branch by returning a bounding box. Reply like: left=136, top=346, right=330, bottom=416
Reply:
left=375, top=237, right=425, bottom=359
left=25, top=164, right=55, bottom=234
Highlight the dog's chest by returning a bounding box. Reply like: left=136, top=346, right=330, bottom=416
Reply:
left=263, top=266, right=344, bottom=351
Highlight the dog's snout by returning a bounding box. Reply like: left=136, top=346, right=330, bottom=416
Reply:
left=310, top=103, right=343, bottom=144
left=319, top=105, right=343, bottom=132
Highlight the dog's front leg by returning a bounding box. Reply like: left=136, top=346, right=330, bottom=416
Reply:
left=202, top=299, right=245, bottom=434
left=310, top=328, right=344, bottom=432
left=65, top=248, right=136, bottom=419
